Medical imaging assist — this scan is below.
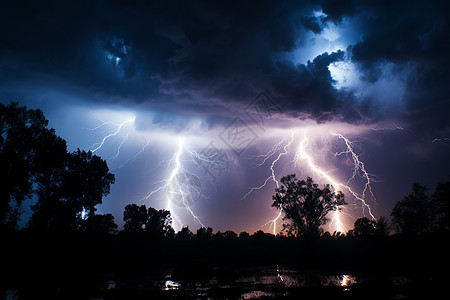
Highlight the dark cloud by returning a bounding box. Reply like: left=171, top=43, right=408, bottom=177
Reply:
left=300, top=15, right=324, bottom=34
left=0, top=1, right=334, bottom=118
left=342, top=0, right=450, bottom=132
left=320, top=0, right=360, bottom=22
left=0, top=0, right=449, bottom=131
left=269, top=51, right=345, bottom=120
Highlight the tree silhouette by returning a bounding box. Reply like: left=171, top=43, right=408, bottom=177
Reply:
left=146, top=207, right=174, bottom=237
left=196, top=226, right=213, bottom=239
left=27, top=127, right=68, bottom=230
left=353, top=217, right=376, bottom=237
left=123, top=204, right=174, bottom=237
left=272, top=175, right=346, bottom=237
left=391, top=183, right=433, bottom=235
left=251, top=230, right=274, bottom=240
left=0, top=103, right=47, bottom=228
left=222, top=230, right=238, bottom=239
left=238, top=231, right=250, bottom=239
left=29, top=148, right=115, bottom=232
left=82, top=213, right=118, bottom=235
left=374, top=216, right=390, bottom=236
left=123, top=204, right=148, bottom=232
left=176, top=226, right=194, bottom=239
left=63, top=149, right=115, bottom=219
left=433, top=178, right=450, bottom=231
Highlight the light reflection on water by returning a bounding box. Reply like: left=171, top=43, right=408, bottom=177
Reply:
left=153, top=266, right=361, bottom=299
left=96, top=266, right=433, bottom=299
left=340, top=274, right=356, bottom=292
left=234, top=265, right=358, bottom=289
left=3, top=264, right=437, bottom=299
left=164, top=279, right=181, bottom=290
left=240, top=290, right=276, bottom=299
left=106, top=280, right=116, bottom=290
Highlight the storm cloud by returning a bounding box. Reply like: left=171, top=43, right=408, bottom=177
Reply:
left=1, top=0, right=448, bottom=131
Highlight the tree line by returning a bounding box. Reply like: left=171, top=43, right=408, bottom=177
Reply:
left=120, top=174, right=450, bottom=239
left=1, top=102, right=449, bottom=239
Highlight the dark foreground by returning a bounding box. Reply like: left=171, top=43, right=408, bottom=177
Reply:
left=2, top=231, right=449, bottom=299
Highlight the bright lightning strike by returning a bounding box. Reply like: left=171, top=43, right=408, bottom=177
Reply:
left=331, top=132, right=377, bottom=210
left=296, top=131, right=376, bottom=232
left=242, top=128, right=377, bottom=235
left=86, top=112, right=378, bottom=235
left=141, top=138, right=206, bottom=231
left=87, top=114, right=209, bottom=232
left=295, top=131, right=348, bottom=233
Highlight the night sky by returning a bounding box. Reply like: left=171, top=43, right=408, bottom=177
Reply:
left=1, top=0, right=449, bottom=234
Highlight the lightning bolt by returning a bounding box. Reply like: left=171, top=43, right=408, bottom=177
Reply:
left=166, top=138, right=185, bottom=229
left=87, top=116, right=209, bottom=231
left=241, top=131, right=296, bottom=235
left=370, top=122, right=405, bottom=131
left=89, top=118, right=134, bottom=153
left=331, top=132, right=376, bottom=205
left=432, top=137, right=450, bottom=143
left=112, top=139, right=151, bottom=170
left=141, top=138, right=206, bottom=231
left=86, top=114, right=378, bottom=235
left=110, top=134, right=129, bottom=163
left=295, top=131, right=376, bottom=232
left=295, top=131, right=348, bottom=233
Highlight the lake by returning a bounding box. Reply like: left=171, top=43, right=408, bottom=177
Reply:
left=4, top=264, right=436, bottom=299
